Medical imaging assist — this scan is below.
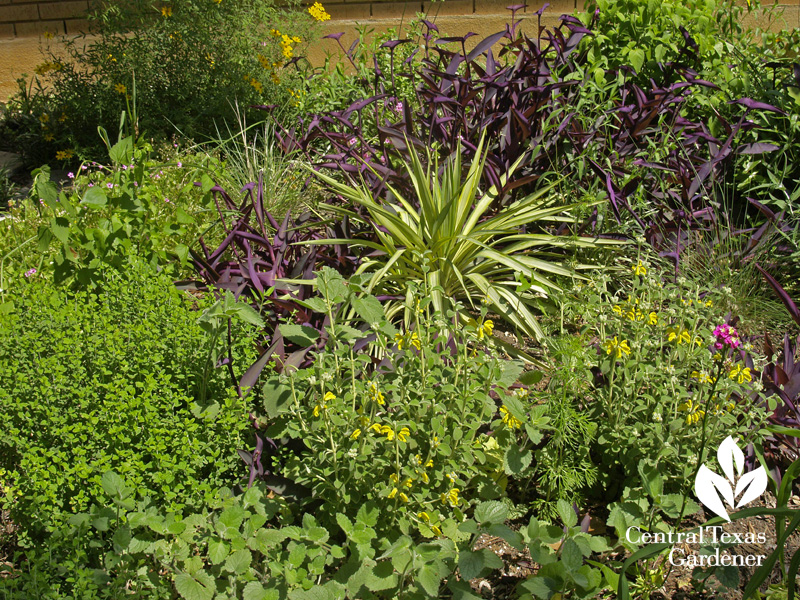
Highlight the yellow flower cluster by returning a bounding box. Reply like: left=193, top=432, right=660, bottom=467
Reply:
left=395, top=331, right=421, bottom=351
left=308, top=2, right=331, bottom=21
left=368, top=382, right=385, bottom=405
left=55, top=149, right=74, bottom=160
left=313, top=391, right=335, bottom=417
left=271, top=28, right=301, bottom=59
left=632, top=261, right=647, bottom=276
left=679, top=398, right=705, bottom=425
left=161, top=5, right=172, bottom=17
left=34, top=61, right=63, bottom=76
left=499, top=405, right=522, bottom=429
left=690, top=371, right=717, bottom=384
left=477, top=319, right=494, bottom=340
left=441, top=488, right=460, bottom=507
left=604, top=336, right=631, bottom=359
left=729, top=364, right=752, bottom=384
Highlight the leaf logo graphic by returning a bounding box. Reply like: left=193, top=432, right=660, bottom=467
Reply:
left=694, top=436, right=767, bottom=522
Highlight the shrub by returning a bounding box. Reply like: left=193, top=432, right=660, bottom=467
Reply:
left=259, top=268, right=544, bottom=539
left=0, top=0, right=319, bottom=163
left=0, top=259, right=257, bottom=543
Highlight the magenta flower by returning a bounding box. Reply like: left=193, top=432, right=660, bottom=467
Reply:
left=713, top=324, right=741, bottom=350
left=177, top=162, right=182, bottom=168
left=67, top=172, right=74, bottom=179
left=106, top=183, right=114, bottom=189
left=24, top=268, right=37, bottom=278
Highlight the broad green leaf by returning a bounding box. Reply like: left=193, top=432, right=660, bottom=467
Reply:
left=82, top=187, right=108, bottom=209
left=174, top=573, right=214, bottom=600
left=504, top=444, right=532, bottom=475
left=561, top=538, right=582, bottom=573
left=351, top=295, right=385, bottom=325
left=474, top=501, right=508, bottom=526
left=557, top=499, right=577, bottom=529
left=280, top=324, right=320, bottom=346
left=458, top=548, right=503, bottom=580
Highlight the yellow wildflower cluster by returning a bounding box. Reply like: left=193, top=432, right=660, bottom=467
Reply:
left=161, top=5, right=173, bottom=17
left=604, top=336, right=631, bottom=359
left=368, top=382, right=385, bottom=405
left=55, top=149, right=74, bottom=160
left=632, top=261, right=647, bottom=276
left=499, top=405, right=522, bottom=429
left=114, top=83, right=127, bottom=95
left=690, top=370, right=717, bottom=384
left=395, top=331, right=421, bottom=351
left=34, top=61, right=63, bottom=76
left=249, top=78, right=263, bottom=93
left=666, top=325, right=701, bottom=346
left=441, top=488, right=460, bottom=507
left=271, top=28, right=302, bottom=59
left=308, top=2, right=331, bottom=21
left=477, top=319, right=494, bottom=340
left=313, top=391, right=335, bottom=417
left=679, top=398, right=705, bottom=425
left=729, top=364, right=752, bottom=384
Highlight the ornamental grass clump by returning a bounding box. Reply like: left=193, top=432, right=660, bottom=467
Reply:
left=309, top=136, right=622, bottom=345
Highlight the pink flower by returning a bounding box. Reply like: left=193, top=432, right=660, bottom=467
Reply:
left=347, top=137, right=356, bottom=147
left=24, top=268, right=37, bottom=278
left=106, top=183, right=114, bottom=189
left=81, top=165, right=88, bottom=170
left=177, top=162, right=182, bottom=168
left=713, top=323, right=741, bottom=350
left=67, top=172, right=74, bottom=179
left=88, top=183, right=94, bottom=187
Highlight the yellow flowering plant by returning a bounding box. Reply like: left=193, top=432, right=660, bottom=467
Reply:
left=552, top=257, right=770, bottom=499
left=260, top=269, right=542, bottom=541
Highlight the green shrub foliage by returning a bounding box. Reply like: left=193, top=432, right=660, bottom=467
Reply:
left=0, top=260, right=255, bottom=542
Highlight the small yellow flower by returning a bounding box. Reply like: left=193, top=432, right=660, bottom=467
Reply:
left=612, top=305, right=623, bottom=316
left=161, top=6, right=173, bottom=17
left=308, top=2, right=331, bottom=21
left=626, top=308, right=644, bottom=322
left=368, top=382, right=385, bottom=405
left=441, top=488, right=460, bottom=507
left=666, top=326, right=691, bottom=345
left=350, top=428, right=361, bottom=440
left=270, top=28, right=281, bottom=37
left=388, top=487, right=398, bottom=499
left=648, top=312, right=658, bottom=325
left=55, top=149, right=74, bottom=160
left=420, top=471, right=429, bottom=483
left=114, top=83, right=127, bottom=95
left=713, top=353, right=723, bottom=362
left=43, top=133, right=55, bottom=142
left=397, top=427, right=410, bottom=443
left=500, top=406, right=522, bottom=429
left=679, top=399, right=705, bottom=425
left=380, top=425, right=395, bottom=441
left=690, top=371, right=716, bottom=384
left=370, top=423, right=382, bottom=433
left=324, top=391, right=336, bottom=402
left=477, top=319, right=494, bottom=340
left=417, top=511, right=430, bottom=523
left=604, top=336, right=632, bottom=359
left=729, top=365, right=752, bottom=385
left=399, top=492, right=409, bottom=503
left=390, top=473, right=399, bottom=484
left=39, top=113, right=50, bottom=123
left=705, top=299, right=713, bottom=307
left=632, top=261, right=647, bottom=276
left=250, top=78, right=263, bottom=93
left=44, top=31, right=54, bottom=40
left=430, top=525, right=442, bottom=536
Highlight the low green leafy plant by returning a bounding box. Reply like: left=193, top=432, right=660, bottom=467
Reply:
left=0, top=259, right=258, bottom=543
left=26, top=124, right=222, bottom=287
left=2, top=472, right=544, bottom=600
left=261, top=268, right=545, bottom=540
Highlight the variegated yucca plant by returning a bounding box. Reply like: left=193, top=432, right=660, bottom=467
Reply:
left=310, top=135, right=622, bottom=348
